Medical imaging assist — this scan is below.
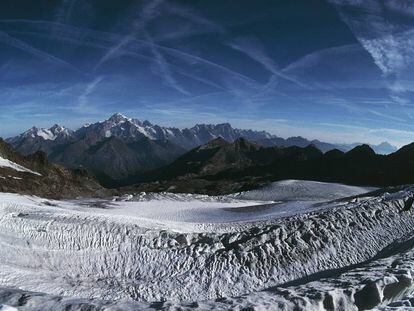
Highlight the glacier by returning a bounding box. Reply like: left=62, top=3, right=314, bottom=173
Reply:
left=1, top=180, right=414, bottom=310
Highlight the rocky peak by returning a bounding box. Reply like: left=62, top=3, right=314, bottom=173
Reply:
left=24, top=126, right=40, bottom=136
left=143, top=120, right=153, bottom=127
left=49, top=124, right=64, bottom=133
left=346, top=144, right=376, bottom=157
left=107, top=113, right=130, bottom=124
left=233, top=137, right=262, bottom=151
left=199, top=137, right=229, bottom=150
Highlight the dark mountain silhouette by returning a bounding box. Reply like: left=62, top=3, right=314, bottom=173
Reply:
left=122, top=138, right=414, bottom=195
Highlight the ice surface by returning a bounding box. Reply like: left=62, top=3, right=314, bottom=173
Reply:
left=0, top=156, right=41, bottom=176
left=232, top=179, right=377, bottom=201
left=1, top=180, right=413, bottom=310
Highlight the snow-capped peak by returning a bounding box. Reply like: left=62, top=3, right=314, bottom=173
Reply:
left=22, top=127, right=54, bottom=140
left=107, top=113, right=131, bottom=124
left=49, top=124, right=66, bottom=134
left=19, top=124, right=72, bottom=141
left=143, top=120, right=153, bottom=127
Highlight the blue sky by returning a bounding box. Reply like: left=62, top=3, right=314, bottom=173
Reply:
left=1, top=0, right=414, bottom=146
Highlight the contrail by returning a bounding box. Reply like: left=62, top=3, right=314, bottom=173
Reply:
left=227, top=37, right=307, bottom=89
left=77, top=76, right=104, bottom=110
left=94, top=0, right=192, bottom=95
left=145, top=32, right=191, bottom=95
left=0, top=18, right=260, bottom=95
left=164, top=2, right=225, bottom=34
left=94, top=0, right=164, bottom=71
left=0, top=31, right=84, bottom=75
left=54, top=0, right=78, bottom=24
left=6, top=29, right=226, bottom=91
left=0, top=19, right=258, bottom=87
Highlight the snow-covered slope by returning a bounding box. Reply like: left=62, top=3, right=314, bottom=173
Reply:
left=0, top=156, right=41, bottom=176
left=102, top=181, right=373, bottom=230
left=1, top=180, right=412, bottom=310
left=3, top=237, right=414, bottom=310
left=232, top=179, right=377, bottom=201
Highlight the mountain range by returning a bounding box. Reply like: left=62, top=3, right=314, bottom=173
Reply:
left=6, top=113, right=397, bottom=185
left=124, top=137, right=414, bottom=195
left=3, top=119, right=414, bottom=197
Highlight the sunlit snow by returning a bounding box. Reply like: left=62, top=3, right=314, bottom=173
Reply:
left=0, top=156, right=41, bottom=176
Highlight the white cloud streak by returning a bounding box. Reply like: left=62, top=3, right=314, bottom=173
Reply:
left=94, top=0, right=193, bottom=95
left=0, top=31, right=83, bottom=74
left=228, top=37, right=307, bottom=89
left=76, top=76, right=104, bottom=112
left=0, top=19, right=258, bottom=93
left=328, top=0, right=414, bottom=106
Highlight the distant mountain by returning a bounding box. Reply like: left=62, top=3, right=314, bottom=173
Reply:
left=0, top=139, right=106, bottom=198
left=257, top=136, right=338, bottom=153
left=373, top=142, right=397, bottom=154
left=121, top=138, right=324, bottom=193
left=7, top=114, right=190, bottom=184
left=150, top=137, right=322, bottom=180
left=258, top=136, right=397, bottom=154
left=335, top=141, right=397, bottom=155
left=71, top=113, right=275, bottom=150
left=124, top=138, right=414, bottom=195
left=139, top=137, right=265, bottom=181
left=7, top=124, right=75, bottom=155
left=6, top=113, right=397, bottom=185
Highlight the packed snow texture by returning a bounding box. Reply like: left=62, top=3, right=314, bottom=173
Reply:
left=3, top=238, right=414, bottom=310
left=2, top=180, right=414, bottom=310
left=231, top=179, right=377, bottom=201
left=0, top=156, right=41, bottom=176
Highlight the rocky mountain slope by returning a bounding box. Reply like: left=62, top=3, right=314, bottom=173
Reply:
left=126, top=138, right=414, bottom=194
left=6, top=113, right=397, bottom=185
left=0, top=139, right=107, bottom=199
left=121, top=138, right=326, bottom=192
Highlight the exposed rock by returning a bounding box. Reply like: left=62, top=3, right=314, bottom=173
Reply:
left=0, top=139, right=108, bottom=199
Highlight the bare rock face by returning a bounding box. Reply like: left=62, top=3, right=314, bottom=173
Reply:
left=125, top=137, right=414, bottom=195
left=0, top=139, right=107, bottom=199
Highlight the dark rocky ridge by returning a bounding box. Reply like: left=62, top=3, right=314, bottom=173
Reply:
left=0, top=139, right=108, bottom=199
left=123, top=138, right=414, bottom=195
